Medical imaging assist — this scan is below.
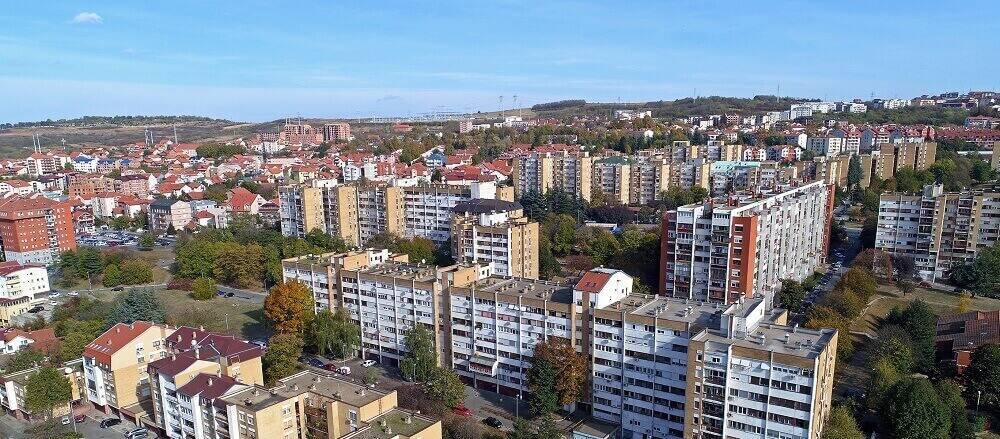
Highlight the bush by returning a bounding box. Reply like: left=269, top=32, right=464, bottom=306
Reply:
left=191, top=276, right=217, bottom=300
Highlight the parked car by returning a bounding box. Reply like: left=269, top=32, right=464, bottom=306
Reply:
left=100, top=418, right=122, bottom=428
left=452, top=406, right=472, bottom=416
left=124, top=427, right=149, bottom=438
left=307, top=358, right=325, bottom=368
left=225, top=292, right=235, bottom=298
left=483, top=417, right=503, bottom=429
left=27, top=306, right=44, bottom=313
left=48, top=292, right=60, bottom=298
left=323, top=363, right=339, bottom=371
left=49, top=300, right=58, bottom=306
left=338, top=366, right=351, bottom=375
left=112, top=286, right=124, bottom=291
left=362, top=359, right=376, bottom=367
left=61, top=417, right=71, bottom=425
left=68, top=291, right=79, bottom=297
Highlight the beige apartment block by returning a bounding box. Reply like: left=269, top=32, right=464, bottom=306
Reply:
left=83, top=321, right=174, bottom=417
left=450, top=199, right=539, bottom=279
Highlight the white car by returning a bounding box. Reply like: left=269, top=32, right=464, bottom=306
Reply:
left=48, top=292, right=60, bottom=298
left=338, top=366, right=352, bottom=375
left=68, top=291, right=79, bottom=297
left=362, top=360, right=376, bottom=367
left=49, top=301, right=58, bottom=306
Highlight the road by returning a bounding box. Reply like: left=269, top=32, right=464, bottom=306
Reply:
left=217, top=284, right=267, bottom=303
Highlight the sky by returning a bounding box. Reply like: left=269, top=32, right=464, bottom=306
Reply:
left=1, top=1, right=998, bottom=123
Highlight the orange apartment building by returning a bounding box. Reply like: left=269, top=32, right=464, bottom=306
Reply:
left=0, top=194, right=76, bottom=265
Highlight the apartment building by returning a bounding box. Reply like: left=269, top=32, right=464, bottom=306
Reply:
left=512, top=150, right=593, bottom=201
left=660, top=181, right=834, bottom=305
left=0, top=261, right=49, bottom=302
left=593, top=157, right=632, bottom=204
left=451, top=199, right=539, bottom=279
left=323, top=123, right=352, bottom=142
left=805, top=136, right=844, bottom=157
left=283, top=250, right=481, bottom=367
left=629, top=157, right=673, bottom=205
left=0, top=194, right=76, bottom=265
left=356, top=184, right=405, bottom=244
left=874, top=142, right=937, bottom=180
left=281, top=251, right=837, bottom=439
left=401, top=182, right=499, bottom=246
left=83, top=321, right=174, bottom=418
left=149, top=198, right=193, bottom=232
left=0, top=359, right=86, bottom=420
left=219, top=370, right=441, bottom=439
left=148, top=327, right=265, bottom=438
left=668, top=159, right=712, bottom=191
left=875, top=184, right=1000, bottom=281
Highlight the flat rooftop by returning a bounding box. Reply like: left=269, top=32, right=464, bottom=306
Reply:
left=344, top=408, right=437, bottom=439
left=361, top=261, right=440, bottom=282
left=696, top=323, right=835, bottom=359
left=462, top=276, right=574, bottom=304
left=222, top=370, right=388, bottom=410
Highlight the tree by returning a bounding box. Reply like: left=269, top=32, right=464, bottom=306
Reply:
left=400, top=325, right=437, bottom=382
left=527, top=358, right=559, bottom=416
left=304, top=229, right=348, bottom=253
left=106, top=288, right=165, bottom=326
left=884, top=378, right=951, bottom=439
left=191, top=276, right=217, bottom=300
left=396, top=237, right=435, bottom=264
left=138, top=232, right=155, bottom=250
left=868, top=325, right=914, bottom=375
left=264, top=281, right=314, bottom=334
left=804, top=306, right=854, bottom=357
left=821, top=405, right=862, bottom=439
left=847, top=154, right=863, bottom=188
left=885, top=300, right=936, bottom=373
left=964, top=344, right=1000, bottom=416
left=532, top=338, right=588, bottom=407
left=213, top=243, right=265, bottom=288
left=7, top=349, right=45, bottom=373
left=58, top=330, right=97, bottom=363
left=423, top=367, right=466, bottom=409
left=867, top=359, right=902, bottom=409
left=118, top=259, right=154, bottom=285
left=824, top=288, right=864, bottom=320
left=24, top=366, right=72, bottom=420
left=102, top=263, right=121, bottom=287
left=538, top=237, right=561, bottom=280
left=937, top=379, right=976, bottom=439
left=777, top=280, right=806, bottom=312
left=263, top=333, right=303, bottom=385
left=544, top=214, right=577, bottom=256
left=836, top=268, right=877, bottom=303
left=306, top=308, right=360, bottom=358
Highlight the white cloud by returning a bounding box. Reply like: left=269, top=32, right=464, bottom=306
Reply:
left=71, top=12, right=103, bottom=24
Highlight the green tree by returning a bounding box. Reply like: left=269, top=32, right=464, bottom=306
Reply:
left=304, top=229, right=348, bottom=253
left=400, top=325, right=437, bottom=382
left=24, top=366, right=72, bottom=420
left=102, top=263, right=121, bottom=287
left=106, top=288, right=165, bottom=326
left=118, top=259, right=154, bottom=285
left=7, top=349, right=45, bottom=373
left=885, top=300, right=937, bottom=373
left=777, top=280, right=806, bottom=312
left=937, top=379, right=976, bottom=439
left=423, top=367, right=466, bottom=409
left=57, top=330, right=97, bottom=363
left=396, top=237, right=435, bottom=264
left=545, top=214, right=578, bottom=256
left=138, top=232, right=155, bottom=250
left=884, top=378, right=951, bottom=439
left=306, top=308, right=360, bottom=358
left=263, top=333, right=304, bottom=385
left=867, top=359, right=902, bottom=409
left=965, top=344, right=1000, bottom=416
left=213, top=243, right=265, bottom=288
left=527, top=358, right=559, bottom=416
left=191, top=276, right=217, bottom=300
left=821, top=405, right=862, bottom=439
left=847, top=154, right=863, bottom=188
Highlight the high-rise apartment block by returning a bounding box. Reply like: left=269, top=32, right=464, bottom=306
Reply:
left=512, top=150, right=593, bottom=201
left=0, top=194, right=76, bottom=265
left=876, top=184, right=1000, bottom=281
left=280, top=181, right=503, bottom=247
left=450, top=199, right=539, bottom=279
left=660, top=181, right=834, bottom=305
left=322, top=122, right=352, bottom=142
left=874, top=142, right=937, bottom=180
left=282, top=254, right=838, bottom=439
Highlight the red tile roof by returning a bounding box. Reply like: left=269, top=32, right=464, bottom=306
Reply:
left=84, top=321, right=159, bottom=365
left=176, top=372, right=241, bottom=401
left=574, top=271, right=612, bottom=293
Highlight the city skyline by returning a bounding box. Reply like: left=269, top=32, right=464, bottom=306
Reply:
left=2, top=0, right=999, bottom=123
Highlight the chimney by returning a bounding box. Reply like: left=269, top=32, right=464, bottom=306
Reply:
left=208, top=377, right=213, bottom=386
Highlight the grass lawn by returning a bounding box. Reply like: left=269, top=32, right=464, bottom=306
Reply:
left=88, top=288, right=271, bottom=341
left=852, top=283, right=1000, bottom=335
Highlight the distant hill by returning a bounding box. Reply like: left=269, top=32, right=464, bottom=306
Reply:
left=529, top=96, right=815, bottom=119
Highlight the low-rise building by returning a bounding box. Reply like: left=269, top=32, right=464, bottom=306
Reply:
left=935, top=310, right=1000, bottom=373
left=149, top=198, right=193, bottom=232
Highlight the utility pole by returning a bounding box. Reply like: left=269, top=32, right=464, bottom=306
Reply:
left=499, top=96, right=504, bottom=119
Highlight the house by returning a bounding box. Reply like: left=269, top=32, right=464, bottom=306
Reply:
left=935, top=310, right=1000, bottom=373
left=226, top=187, right=266, bottom=215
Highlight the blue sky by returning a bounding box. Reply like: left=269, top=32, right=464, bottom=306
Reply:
left=1, top=1, right=998, bottom=123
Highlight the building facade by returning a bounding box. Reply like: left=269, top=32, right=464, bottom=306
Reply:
left=450, top=199, right=539, bottom=279
left=0, top=195, right=76, bottom=265
left=659, top=181, right=834, bottom=305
